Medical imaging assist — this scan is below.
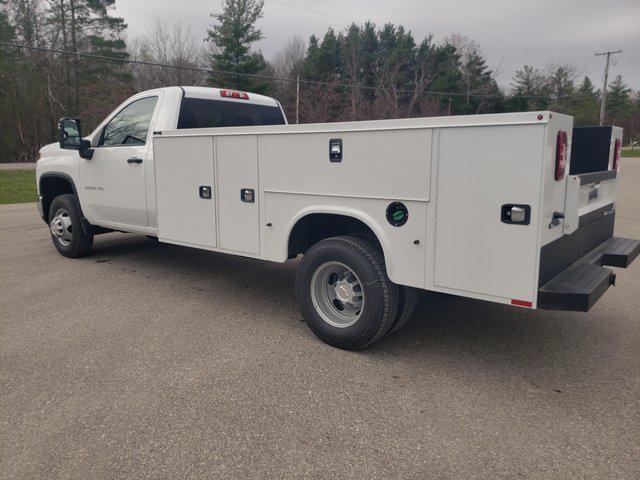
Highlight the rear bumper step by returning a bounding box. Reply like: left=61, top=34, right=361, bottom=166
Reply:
left=600, top=237, right=640, bottom=267
left=538, top=236, right=640, bottom=312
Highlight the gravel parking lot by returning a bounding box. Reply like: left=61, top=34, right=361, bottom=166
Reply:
left=1, top=160, right=639, bottom=479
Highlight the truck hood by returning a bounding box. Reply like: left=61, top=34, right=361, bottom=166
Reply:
left=39, top=142, right=60, bottom=155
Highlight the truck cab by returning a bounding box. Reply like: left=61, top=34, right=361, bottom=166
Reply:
left=37, top=86, right=287, bottom=235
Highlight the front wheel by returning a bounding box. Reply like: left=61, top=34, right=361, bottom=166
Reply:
left=295, top=235, right=399, bottom=350
left=48, top=194, right=93, bottom=258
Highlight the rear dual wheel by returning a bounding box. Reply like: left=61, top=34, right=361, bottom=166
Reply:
left=295, top=235, right=417, bottom=350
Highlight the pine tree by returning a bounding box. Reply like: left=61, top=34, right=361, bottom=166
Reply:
left=206, top=0, right=268, bottom=93
left=428, top=43, right=463, bottom=114
left=459, top=51, right=501, bottom=114
left=606, top=75, right=632, bottom=122
left=303, top=28, right=341, bottom=82
left=570, top=76, right=599, bottom=125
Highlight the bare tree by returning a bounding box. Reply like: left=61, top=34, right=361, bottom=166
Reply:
left=130, top=18, right=206, bottom=90
left=270, top=34, right=305, bottom=119
left=272, top=34, right=305, bottom=80
left=447, top=34, right=481, bottom=108
left=544, top=63, right=579, bottom=101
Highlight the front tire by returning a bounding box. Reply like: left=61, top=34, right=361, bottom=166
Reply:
left=48, top=194, right=93, bottom=258
left=295, top=235, right=399, bottom=350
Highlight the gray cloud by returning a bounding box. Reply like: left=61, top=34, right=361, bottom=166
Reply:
left=116, top=0, right=640, bottom=89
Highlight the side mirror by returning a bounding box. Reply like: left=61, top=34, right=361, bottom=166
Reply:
left=58, top=117, right=94, bottom=159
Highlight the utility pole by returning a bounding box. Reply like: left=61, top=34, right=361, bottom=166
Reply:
left=295, top=74, right=300, bottom=124
left=595, top=49, right=622, bottom=126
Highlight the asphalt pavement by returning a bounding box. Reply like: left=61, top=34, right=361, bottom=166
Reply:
left=1, top=160, right=639, bottom=479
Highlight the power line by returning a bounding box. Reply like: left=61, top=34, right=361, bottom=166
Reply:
left=409, top=0, right=592, bottom=53
left=473, top=0, right=616, bottom=50
left=264, top=0, right=353, bottom=22
left=263, top=0, right=524, bottom=66
left=0, top=41, right=551, bottom=99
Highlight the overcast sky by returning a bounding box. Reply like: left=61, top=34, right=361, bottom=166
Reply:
left=115, top=0, right=640, bottom=91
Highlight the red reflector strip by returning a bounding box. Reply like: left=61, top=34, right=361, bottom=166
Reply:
left=220, top=89, right=249, bottom=100
left=511, top=299, right=533, bottom=308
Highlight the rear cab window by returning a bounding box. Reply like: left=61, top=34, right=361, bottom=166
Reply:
left=177, top=97, right=286, bottom=129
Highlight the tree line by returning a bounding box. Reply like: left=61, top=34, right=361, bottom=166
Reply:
left=1, top=0, right=638, bottom=163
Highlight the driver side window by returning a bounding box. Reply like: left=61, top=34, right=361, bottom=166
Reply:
left=100, top=96, right=158, bottom=146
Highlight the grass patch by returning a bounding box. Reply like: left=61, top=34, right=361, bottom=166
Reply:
left=0, top=170, right=37, bottom=204
left=622, top=149, right=640, bottom=158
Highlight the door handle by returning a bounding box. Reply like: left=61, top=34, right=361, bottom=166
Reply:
left=127, top=157, right=143, bottom=164
left=501, top=204, right=531, bottom=225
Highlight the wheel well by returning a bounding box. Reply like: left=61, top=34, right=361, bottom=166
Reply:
left=288, top=213, right=382, bottom=258
left=40, top=175, right=75, bottom=221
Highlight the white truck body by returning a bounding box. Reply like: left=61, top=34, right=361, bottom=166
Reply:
left=36, top=87, right=639, bottom=349
left=155, top=112, right=561, bottom=305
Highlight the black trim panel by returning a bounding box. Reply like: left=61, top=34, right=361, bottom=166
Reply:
left=578, top=203, right=615, bottom=229
left=578, top=170, right=617, bottom=185
left=538, top=213, right=614, bottom=287
left=38, top=173, right=78, bottom=224
left=39, top=172, right=78, bottom=195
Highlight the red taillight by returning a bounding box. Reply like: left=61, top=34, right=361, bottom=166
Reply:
left=612, top=138, right=621, bottom=170
left=555, top=131, right=568, bottom=181
left=220, top=89, right=249, bottom=100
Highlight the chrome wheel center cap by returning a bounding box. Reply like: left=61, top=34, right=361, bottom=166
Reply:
left=335, top=282, right=353, bottom=302
left=50, top=209, right=73, bottom=246
left=51, top=217, right=64, bottom=237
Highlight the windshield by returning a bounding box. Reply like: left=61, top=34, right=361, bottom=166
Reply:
left=177, top=97, right=286, bottom=129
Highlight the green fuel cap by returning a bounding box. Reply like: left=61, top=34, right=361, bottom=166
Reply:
left=386, top=202, right=409, bottom=227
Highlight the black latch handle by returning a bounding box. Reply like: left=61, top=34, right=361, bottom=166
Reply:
left=240, top=188, right=255, bottom=203
left=199, top=186, right=212, bottom=199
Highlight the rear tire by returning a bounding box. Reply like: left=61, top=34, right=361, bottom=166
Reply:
left=333, top=231, right=418, bottom=334
left=295, top=235, right=399, bottom=350
left=389, top=286, right=418, bottom=334
left=48, top=194, right=93, bottom=258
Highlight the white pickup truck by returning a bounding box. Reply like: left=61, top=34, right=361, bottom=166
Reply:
left=37, top=86, right=640, bottom=350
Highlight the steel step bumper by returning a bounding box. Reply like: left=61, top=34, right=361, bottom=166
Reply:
left=538, top=236, right=640, bottom=312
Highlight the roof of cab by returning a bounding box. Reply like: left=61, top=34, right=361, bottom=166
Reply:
left=179, top=86, right=280, bottom=108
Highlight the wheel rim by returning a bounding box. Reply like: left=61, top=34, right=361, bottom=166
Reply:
left=50, top=208, right=73, bottom=247
left=310, top=261, right=365, bottom=328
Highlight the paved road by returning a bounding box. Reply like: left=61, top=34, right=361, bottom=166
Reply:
left=1, top=161, right=639, bottom=479
left=0, top=163, right=36, bottom=170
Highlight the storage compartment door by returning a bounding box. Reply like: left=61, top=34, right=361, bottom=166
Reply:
left=433, top=125, right=544, bottom=302
left=216, top=135, right=260, bottom=255
left=155, top=136, right=217, bottom=248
